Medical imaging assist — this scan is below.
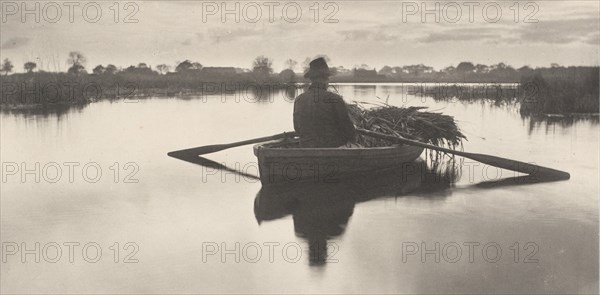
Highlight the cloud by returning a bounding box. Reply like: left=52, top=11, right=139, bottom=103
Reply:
left=338, top=29, right=398, bottom=42
left=584, top=33, right=599, bottom=45
left=208, top=28, right=263, bottom=44
left=1, top=37, right=31, bottom=49
left=517, top=18, right=599, bottom=44
left=337, top=7, right=600, bottom=46
left=419, top=28, right=498, bottom=43
left=409, top=17, right=600, bottom=45
left=339, top=29, right=370, bottom=41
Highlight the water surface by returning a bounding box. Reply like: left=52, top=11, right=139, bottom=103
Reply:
left=1, top=84, right=598, bottom=294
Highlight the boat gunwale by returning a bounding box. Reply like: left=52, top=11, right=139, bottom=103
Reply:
left=253, top=140, right=424, bottom=157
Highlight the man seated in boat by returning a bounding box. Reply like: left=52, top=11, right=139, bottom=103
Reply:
left=293, top=58, right=356, bottom=148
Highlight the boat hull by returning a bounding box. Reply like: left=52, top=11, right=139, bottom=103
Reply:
left=253, top=140, right=424, bottom=185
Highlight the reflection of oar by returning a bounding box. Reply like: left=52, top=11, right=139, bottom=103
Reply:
left=167, top=131, right=296, bottom=156
left=168, top=151, right=260, bottom=180
left=357, top=128, right=570, bottom=180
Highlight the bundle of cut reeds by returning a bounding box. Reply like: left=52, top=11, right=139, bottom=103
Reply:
left=348, top=102, right=466, bottom=164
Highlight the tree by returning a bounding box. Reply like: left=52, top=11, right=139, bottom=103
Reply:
left=67, top=51, right=86, bottom=74
left=124, top=65, right=137, bottom=72
left=67, top=64, right=86, bottom=75
left=378, top=65, right=394, bottom=76
left=354, top=64, right=372, bottom=70
left=252, top=56, right=273, bottom=75
left=456, top=62, right=475, bottom=73
left=105, top=64, right=118, bottom=74
left=393, top=66, right=404, bottom=74
left=1, top=58, right=14, bottom=75
left=122, top=64, right=155, bottom=75
left=176, top=60, right=194, bottom=72
left=474, top=64, right=489, bottom=74
left=402, top=64, right=432, bottom=76
left=284, top=59, right=298, bottom=71
left=518, top=65, right=533, bottom=73
left=93, top=65, right=105, bottom=75
left=67, top=51, right=86, bottom=67
left=24, top=61, right=37, bottom=73
left=491, top=62, right=507, bottom=71
left=191, top=62, right=203, bottom=70
left=279, top=69, right=296, bottom=82
left=315, top=54, right=331, bottom=63
left=334, top=66, right=351, bottom=74
left=442, top=66, right=456, bottom=73
left=156, top=64, right=170, bottom=74
left=488, top=62, right=517, bottom=80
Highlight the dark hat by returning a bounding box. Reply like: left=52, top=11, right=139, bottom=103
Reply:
left=304, top=57, right=331, bottom=79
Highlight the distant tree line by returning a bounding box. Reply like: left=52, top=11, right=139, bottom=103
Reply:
left=1, top=53, right=553, bottom=84
left=325, top=61, right=541, bottom=83
left=0, top=51, right=296, bottom=107
left=0, top=52, right=598, bottom=114
left=385, top=61, right=525, bottom=82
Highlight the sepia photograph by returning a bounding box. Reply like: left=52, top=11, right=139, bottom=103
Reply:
left=1, top=0, right=599, bottom=294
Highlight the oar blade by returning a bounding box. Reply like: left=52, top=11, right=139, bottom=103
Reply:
left=168, top=144, right=230, bottom=157
left=465, top=152, right=570, bottom=180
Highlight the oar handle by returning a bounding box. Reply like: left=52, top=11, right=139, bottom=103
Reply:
left=220, top=131, right=297, bottom=149
left=168, top=131, right=297, bottom=156
left=357, top=129, right=457, bottom=153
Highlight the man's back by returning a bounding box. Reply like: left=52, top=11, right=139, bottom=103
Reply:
left=293, top=84, right=355, bottom=147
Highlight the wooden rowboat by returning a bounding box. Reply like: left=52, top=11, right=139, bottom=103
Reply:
left=253, top=139, right=424, bottom=185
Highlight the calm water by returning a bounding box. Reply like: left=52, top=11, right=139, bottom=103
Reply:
left=1, top=84, right=598, bottom=294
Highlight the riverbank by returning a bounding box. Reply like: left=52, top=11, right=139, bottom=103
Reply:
left=1, top=67, right=598, bottom=114
left=0, top=71, right=300, bottom=109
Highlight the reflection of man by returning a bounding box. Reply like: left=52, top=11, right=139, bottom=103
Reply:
left=292, top=192, right=354, bottom=266
left=254, top=182, right=355, bottom=266
left=293, top=58, right=356, bottom=148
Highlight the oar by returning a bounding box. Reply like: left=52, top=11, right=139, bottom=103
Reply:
left=168, top=152, right=261, bottom=180
left=357, top=128, right=570, bottom=180
left=167, top=131, right=297, bottom=157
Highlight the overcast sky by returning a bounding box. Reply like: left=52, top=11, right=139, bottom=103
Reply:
left=1, top=1, right=599, bottom=72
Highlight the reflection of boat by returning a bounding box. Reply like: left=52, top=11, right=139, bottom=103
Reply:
left=254, top=160, right=454, bottom=266
left=253, top=139, right=424, bottom=185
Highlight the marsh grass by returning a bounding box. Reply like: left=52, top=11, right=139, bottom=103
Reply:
left=408, top=84, right=519, bottom=105
left=0, top=71, right=290, bottom=107
left=520, top=68, right=599, bottom=115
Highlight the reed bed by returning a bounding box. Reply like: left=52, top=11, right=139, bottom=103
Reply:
left=519, top=69, right=599, bottom=115
left=408, top=84, right=519, bottom=104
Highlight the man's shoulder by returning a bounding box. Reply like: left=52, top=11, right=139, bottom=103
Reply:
left=294, top=92, right=309, bottom=104
left=294, top=88, right=344, bottom=103
left=323, top=91, right=344, bottom=103
left=324, top=90, right=343, bottom=99
left=313, top=88, right=344, bottom=100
